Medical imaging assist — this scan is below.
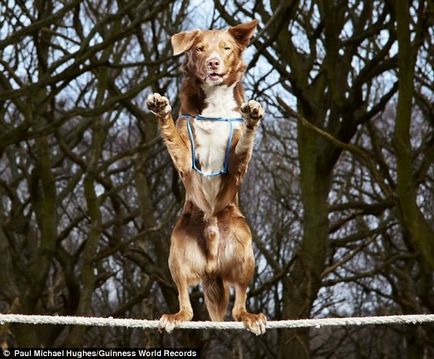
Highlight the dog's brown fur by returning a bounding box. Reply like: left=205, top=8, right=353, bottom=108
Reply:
left=146, top=20, right=266, bottom=335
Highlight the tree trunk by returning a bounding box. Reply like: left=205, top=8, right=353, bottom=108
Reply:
left=279, top=121, right=332, bottom=358
left=393, top=1, right=433, bottom=356
left=393, top=0, right=434, bottom=269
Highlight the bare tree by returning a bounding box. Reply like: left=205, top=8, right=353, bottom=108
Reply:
left=0, top=0, right=189, bottom=347
left=0, top=0, right=433, bottom=357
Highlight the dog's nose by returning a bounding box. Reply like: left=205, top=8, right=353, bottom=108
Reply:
left=207, top=58, right=220, bottom=70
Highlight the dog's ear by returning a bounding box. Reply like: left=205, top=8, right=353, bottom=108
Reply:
left=228, top=20, right=258, bottom=49
left=171, top=30, right=199, bottom=56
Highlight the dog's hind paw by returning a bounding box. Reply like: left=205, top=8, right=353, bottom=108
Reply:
left=241, top=100, right=264, bottom=129
left=158, top=314, right=177, bottom=333
left=241, top=312, right=267, bottom=336
left=158, top=311, right=193, bottom=333
left=146, top=93, right=172, bottom=118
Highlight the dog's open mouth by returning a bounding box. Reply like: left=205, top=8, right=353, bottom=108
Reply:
left=208, top=72, right=224, bottom=81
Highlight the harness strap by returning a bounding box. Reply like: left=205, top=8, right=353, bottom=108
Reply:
left=178, top=114, right=244, bottom=177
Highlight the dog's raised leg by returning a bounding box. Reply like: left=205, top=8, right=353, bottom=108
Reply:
left=230, top=100, right=264, bottom=179
left=238, top=100, right=264, bottom=151
left=146, top=93, right=191, bottom=177
left=232, top=284, right=267, bottom=336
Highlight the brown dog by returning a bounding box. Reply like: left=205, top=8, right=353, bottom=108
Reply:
left=146, top=20, right=266, bottom=335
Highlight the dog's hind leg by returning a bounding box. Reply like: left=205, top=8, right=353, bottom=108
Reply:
left=159, top=217, right=204, bottom=333
left=232, top=284, right=267, bottom=335
left=159, top=277, right=193, bottom=333
left=228, top=216, right=267, bottom=335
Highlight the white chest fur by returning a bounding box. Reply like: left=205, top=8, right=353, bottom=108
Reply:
left=201, top=85, right=240, bottom=119
left=190, top=85, right=243, bottom=214
left=193, top=121, right=234, bottom=173
left=197, top=84, right=242, bottom=173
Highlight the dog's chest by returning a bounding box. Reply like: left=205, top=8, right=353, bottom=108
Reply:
left=194, top=121, right=231, bottom=174
left=197, top=85, right=241, bottom=174
left=201, top=85, right=240, bottom=119
left=193, top=121, right=241, bottom=213
left=190, top=85, right=242, bottom=213
left=185, top=86, right=241, bottom=214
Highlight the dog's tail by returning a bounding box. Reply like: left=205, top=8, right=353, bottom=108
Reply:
left=203, top=276, right=229, bottom=321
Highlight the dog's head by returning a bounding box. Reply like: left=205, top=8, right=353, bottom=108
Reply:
left=171, top=20, right=257, bottom=86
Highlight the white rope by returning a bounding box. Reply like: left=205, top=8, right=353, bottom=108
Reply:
left=0, top=314, right=434, bottom=330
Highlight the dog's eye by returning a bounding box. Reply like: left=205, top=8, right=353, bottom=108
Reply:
left=196, top=46, right=204, bottom=52
left=224, top=46, right=231, bottom=51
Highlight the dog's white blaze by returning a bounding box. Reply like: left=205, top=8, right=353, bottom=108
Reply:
left=206, top=51, right=223, bottom=64
left=192, top=85, right=242, bottom=214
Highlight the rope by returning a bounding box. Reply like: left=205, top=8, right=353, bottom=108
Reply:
left=1, top=314, right=433, bottom=330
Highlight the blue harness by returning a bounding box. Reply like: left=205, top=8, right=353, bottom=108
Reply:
left=178, top=114, right=244, bottom=177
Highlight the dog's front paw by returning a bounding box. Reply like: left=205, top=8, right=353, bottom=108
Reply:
left=146, top=93, right=172, bottom=117
left=241, top=100, right=264, bottom=129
